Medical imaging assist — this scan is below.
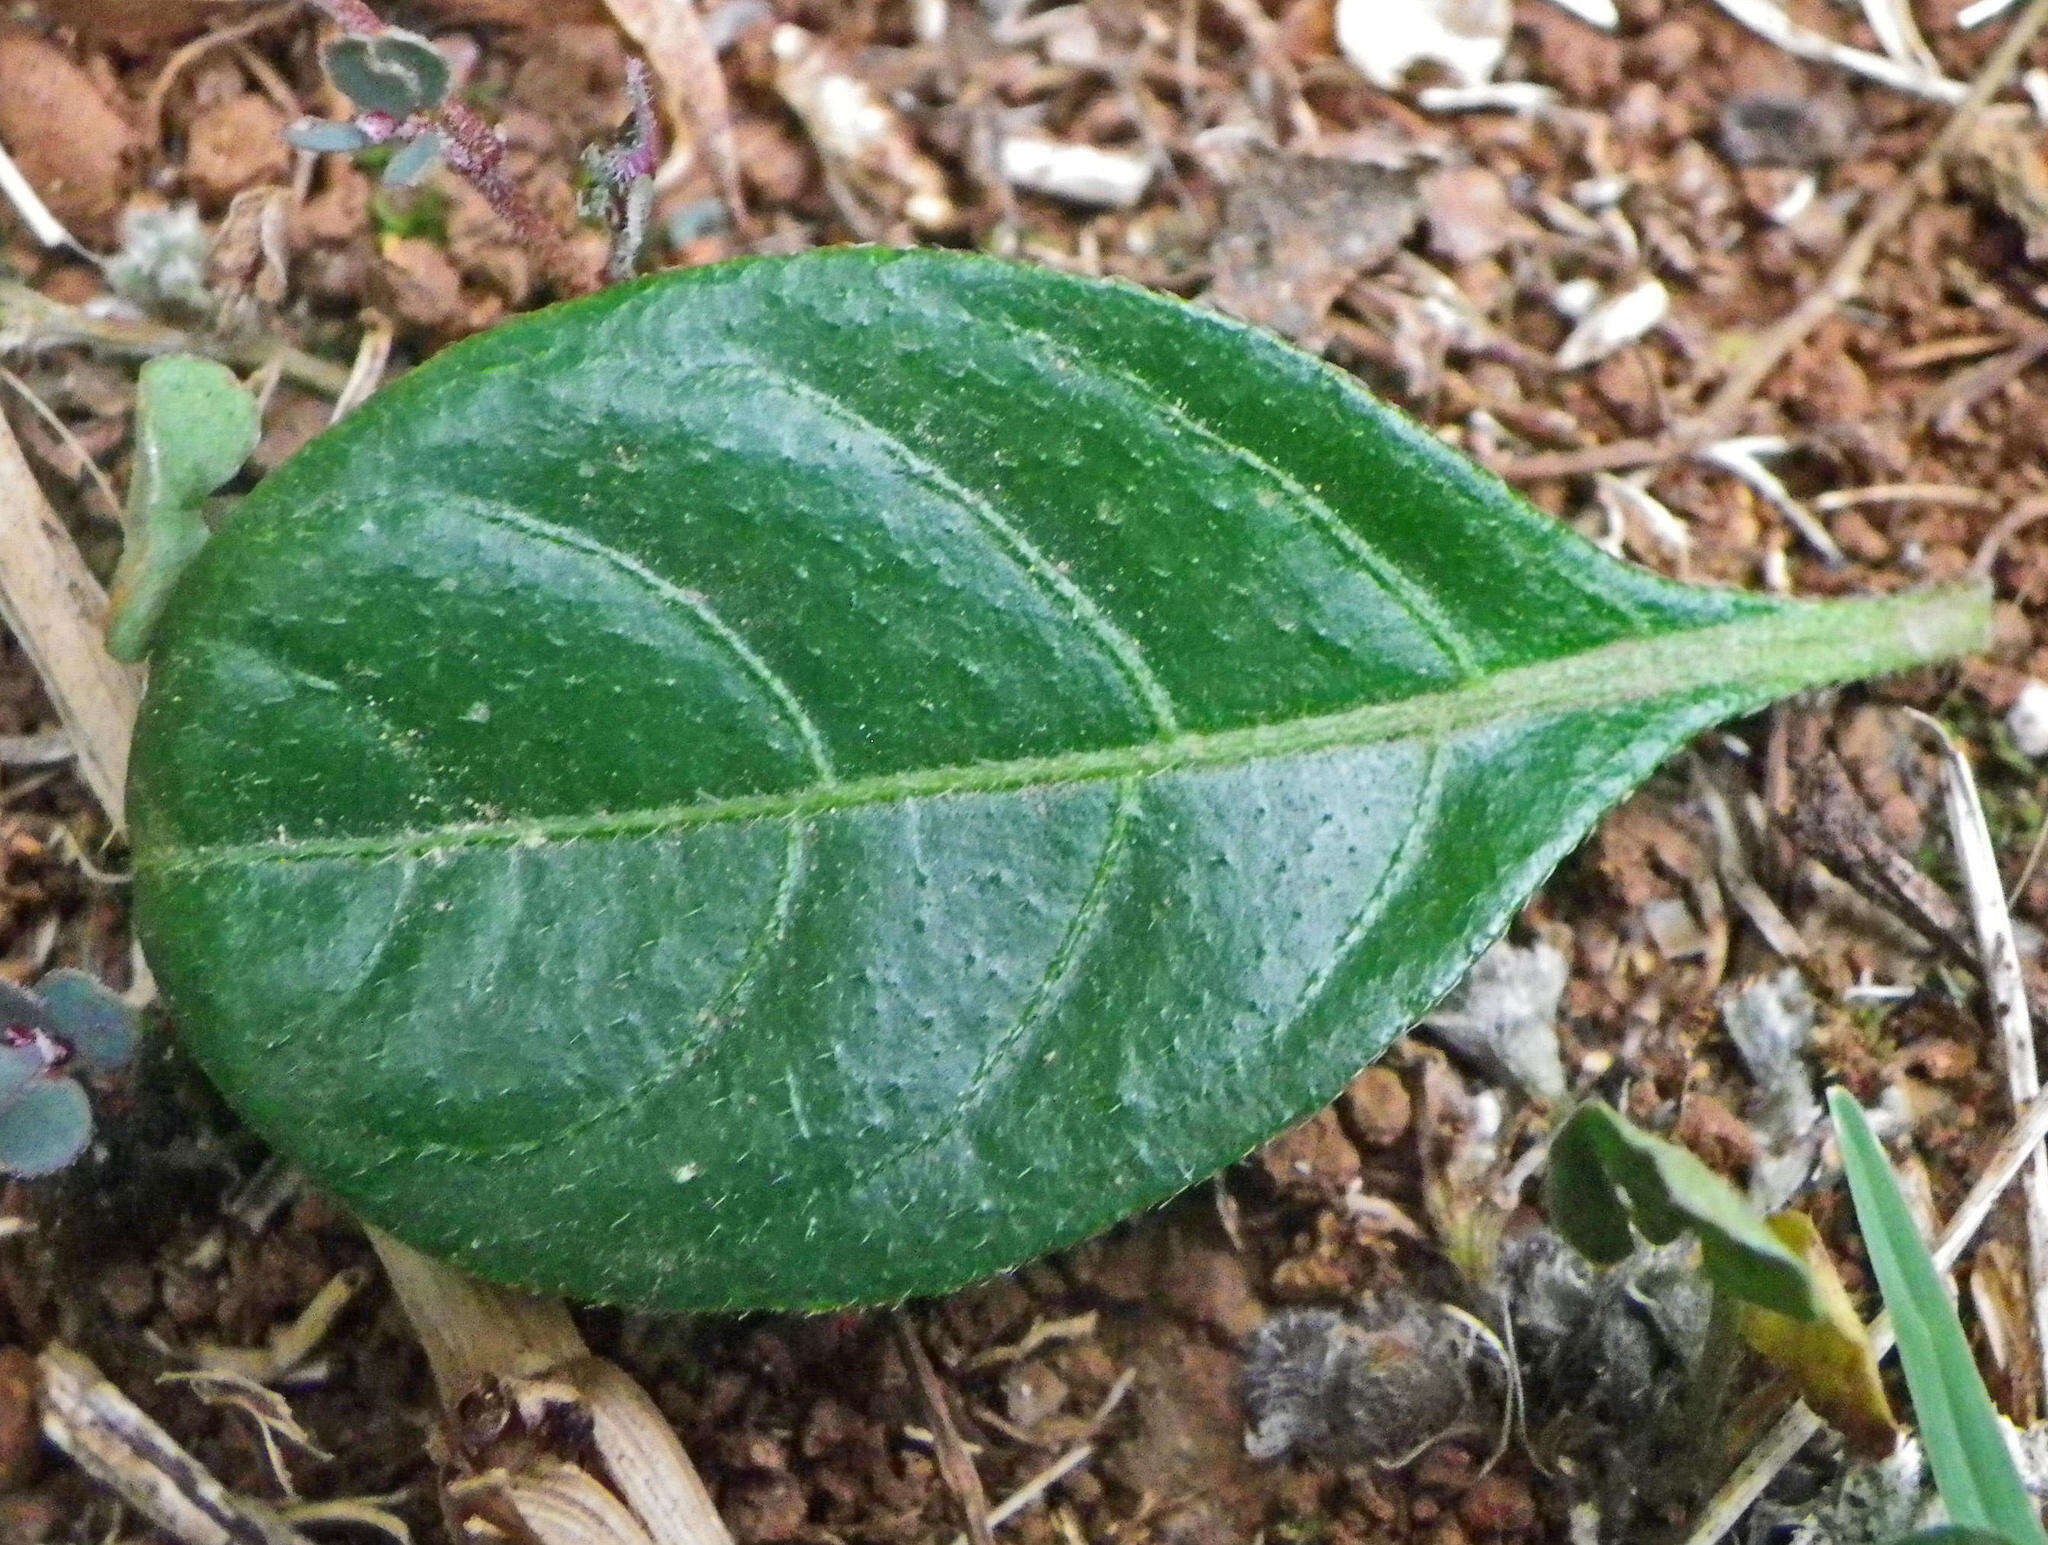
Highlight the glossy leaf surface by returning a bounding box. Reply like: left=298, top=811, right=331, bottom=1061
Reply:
left=128, top=250, right=1989, bottom=1310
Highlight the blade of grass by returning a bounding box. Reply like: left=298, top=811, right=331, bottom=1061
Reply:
left=1830, top=1088, right=2047, bottom=1545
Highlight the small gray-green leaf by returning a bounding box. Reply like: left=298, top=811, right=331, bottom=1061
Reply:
left=322, top=29, right=450, bottom=117
left=35, top=971, right=139, bottom=1073
left=0, top=1078, right=92, bottom=1178
left=106, top=356, right=259, bottom=662
left=0, top=1043, right=52, bottom=1107
left=286, top=119, right=376, bottom=154
left=382, top=131, right=444, bottom=187
left=127, top=250, right=1990, bottom=1313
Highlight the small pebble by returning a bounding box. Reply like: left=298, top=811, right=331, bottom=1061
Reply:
left=1458, top=1473, right=1539, bottom=1536
left=2008, top=679, right=2048, bottom=757
left=1342, top=1066, right=1413, bottom=1148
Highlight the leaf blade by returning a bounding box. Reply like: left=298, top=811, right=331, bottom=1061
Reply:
left=1831, top=1087, right=2047, bottom=1544
left=128, top=251, right=1991, bottom=1311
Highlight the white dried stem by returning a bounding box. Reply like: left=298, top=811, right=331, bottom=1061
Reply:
left=1706, top=0, right=1965, bottom=101
left=1854, top=0, right=1941, bottom=73
left=1696, top=438, right=1846, bottom=566
left=38, top=1344, right=312, bottom=1545
left=1909, top=708, right=2048, bottom=1387
left=0, top=136, right=81, bottom=252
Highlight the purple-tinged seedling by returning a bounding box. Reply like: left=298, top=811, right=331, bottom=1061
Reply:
left=579, top=59, right=660, bottom=280
left=286, top=0, right=655, bottom=281
left=286, top=0, right=550, bottom=248
left=0, top=971, right=141, bottom=1178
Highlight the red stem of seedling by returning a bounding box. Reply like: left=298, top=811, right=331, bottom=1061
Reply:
left=306, top=0, right=385, bottom=36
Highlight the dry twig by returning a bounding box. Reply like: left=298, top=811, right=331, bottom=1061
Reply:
left=897, top=1314, right=997, bottom=1545
left=39, top=1344, right=312, bottom=1545
left=0, top=407, right=142, bottom=823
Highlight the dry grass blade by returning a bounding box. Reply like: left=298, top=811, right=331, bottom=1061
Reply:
left=565, top=1357, right=733, bottom=1545
left=370, top=1229, right=732, bottom=1545
left=39, top=1344, right=314, bottom=1545
left=0, top=406, right=142, bottom=824
left=897, top=1314, right=997, bottom=1545
left=503, top=1460, right=663, bottom=1545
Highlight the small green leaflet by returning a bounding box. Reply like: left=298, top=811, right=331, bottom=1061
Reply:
left=128, top=251, right=1990, bottom=1311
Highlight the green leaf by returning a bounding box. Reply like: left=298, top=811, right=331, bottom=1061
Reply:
left=1544, top=1102, right=1635, bottom=1264
left=1895, top=1531, right=2035, bottom=1545
left=321, top=29, right=450, bottom=118
left=1831, top=1088, right=2048, bottom=1545
left=106, top=356, right=260, bottom=662
left=126, top=250, right=1991, bottom=1312
left=1546, top=1100, right=1821, bottom=1319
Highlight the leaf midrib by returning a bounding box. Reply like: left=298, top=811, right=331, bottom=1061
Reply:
left=146, top=585, right=1986, bottom=872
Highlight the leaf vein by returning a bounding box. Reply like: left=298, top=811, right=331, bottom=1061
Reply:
left=464, top=503, right=838, bottom=779
left=726, top=358, right=1183, bottom=736
left=971, top=314, right=1483, bottom=680
left=142, top=590, right=1977, bottom=873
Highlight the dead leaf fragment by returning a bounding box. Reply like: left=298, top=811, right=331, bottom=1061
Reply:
left=1205, top=141, right=1418, bottom=346
left=1738, top=1212, right=1899, bottom=1460
left=1718, top=92, right=1858, bottom=169
left=376, top=236, right=470, bottom=336
left=1950, top=104, right=2048, bottom=264
left=999, top=137, right=1152, bottom=210
left=184, top=94, right=292, bottom=207
left=1418, top=164, right=1520, bottom=266
left=1555, top=278, right=1668, bottom=369
left=771, top=25, right=954, bottom=233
